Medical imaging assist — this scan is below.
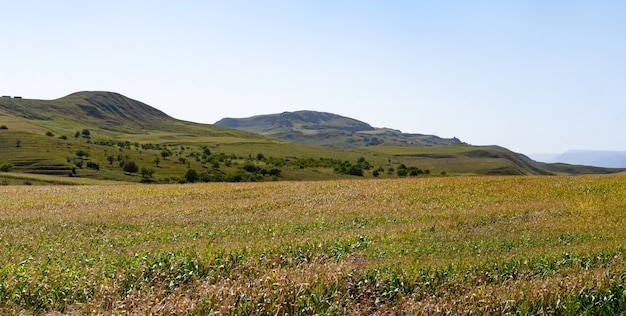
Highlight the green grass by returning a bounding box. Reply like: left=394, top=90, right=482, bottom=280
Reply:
left=0, top=175, right=624, bottom=314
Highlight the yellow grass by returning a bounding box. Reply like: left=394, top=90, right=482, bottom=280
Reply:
left=0, top=175, right=624, bottom=314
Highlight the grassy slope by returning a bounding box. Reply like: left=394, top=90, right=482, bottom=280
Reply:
left=1, top=92, right=623, bottom=183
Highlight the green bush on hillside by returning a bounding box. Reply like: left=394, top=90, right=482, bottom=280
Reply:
left=123, top=161, right=139, bottom=174
left=0, top=162, right=15, bottom=172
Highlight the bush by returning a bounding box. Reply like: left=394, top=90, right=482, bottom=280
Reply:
left=46, top=131, right=55, bottom=137
left=76, top=149, right=90, bottom=158
left=268, top=168, right=281, bottom=176
left=0, top=124, right=7, bottom=130
left=141, top=167, right=155, bottom=178
left=86, top=162, right=100, bottom=170
left=0, top=162, right=14, bottom=172
left=184, top=168, right=198, bottom=183
left=243, top=164, right=259, bottom=173
left=396, top=164, right=408, bottom=177
left=347, top=165, right=364, bottom=176
left=123, top=161, right=139, bottom=174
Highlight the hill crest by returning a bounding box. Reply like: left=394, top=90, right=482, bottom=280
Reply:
left=0, top=91, right=261, bottom=138
left=216, top=110, right=463, bottom=148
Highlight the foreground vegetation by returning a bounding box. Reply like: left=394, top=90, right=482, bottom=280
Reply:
left=0, top=175, right=625, bottom=314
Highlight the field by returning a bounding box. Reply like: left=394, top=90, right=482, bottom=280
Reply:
left=0, top=175, right=625, bottom=314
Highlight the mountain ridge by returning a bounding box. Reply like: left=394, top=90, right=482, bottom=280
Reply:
left=531, top=150, right=626, bottom=168
left=215, top=110, right=463, bottom=148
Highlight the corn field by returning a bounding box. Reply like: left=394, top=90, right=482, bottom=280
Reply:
left=0, top=175, right=625, bottom=314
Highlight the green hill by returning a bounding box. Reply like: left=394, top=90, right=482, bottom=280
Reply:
left=215, top=110, right=463, bottom=147
left=1, top=92, right=623, bottom=184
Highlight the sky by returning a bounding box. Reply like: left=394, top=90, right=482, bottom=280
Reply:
left=2, top=1, right=625, bottom=155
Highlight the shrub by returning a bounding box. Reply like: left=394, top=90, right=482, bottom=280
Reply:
left=243, top=164, right=259, bottom=173
left=347, top=165, right=364, bottom=176
left=396, top=164, right=408, bottom=177
left=76, top=150, right=90, bottom=158
left=184, top=168, right=198, bottom=183
left=0, top=162, right=14, bottom=172
left=141, top=167, right=155, bottom=178
left=86, top=162, right=100, bottom=170
left=123, top=161, right=139, bottom=174
left=268, top=168, right=281, bottom=176
left=202, top=147, right=211, bottom=156
left=46, top=131, right=55, bottom=137
left=0, top=124, right=7, bottom=130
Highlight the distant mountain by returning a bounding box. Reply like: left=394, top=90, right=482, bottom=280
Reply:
left=215, top=110, right=463, bottom=148
left=542, top=150, right=626, bottom=168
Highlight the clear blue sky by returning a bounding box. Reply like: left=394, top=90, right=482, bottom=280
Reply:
left=2, top=1, right=625, bottom=154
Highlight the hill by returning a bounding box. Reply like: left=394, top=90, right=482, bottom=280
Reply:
left=1, top=92, right=624, bottom=184
left=215, top=110, right=463, bottom=147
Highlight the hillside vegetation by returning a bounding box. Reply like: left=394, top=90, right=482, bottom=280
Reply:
left=1, top=92, right=623, bottom=184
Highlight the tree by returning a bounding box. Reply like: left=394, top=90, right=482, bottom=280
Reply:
left=185, top=168, right=198, bottom=183
left=153, top=156, right=160, bottom=167
left=123, top=161, right=139, bottom=175
left=107, top=155, right=115, bottom=165
left=0, top=125, right=7, bottom=130
left=141, top=167, right=155, bottom=178
left=160, top=149, right=171, bottom=160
